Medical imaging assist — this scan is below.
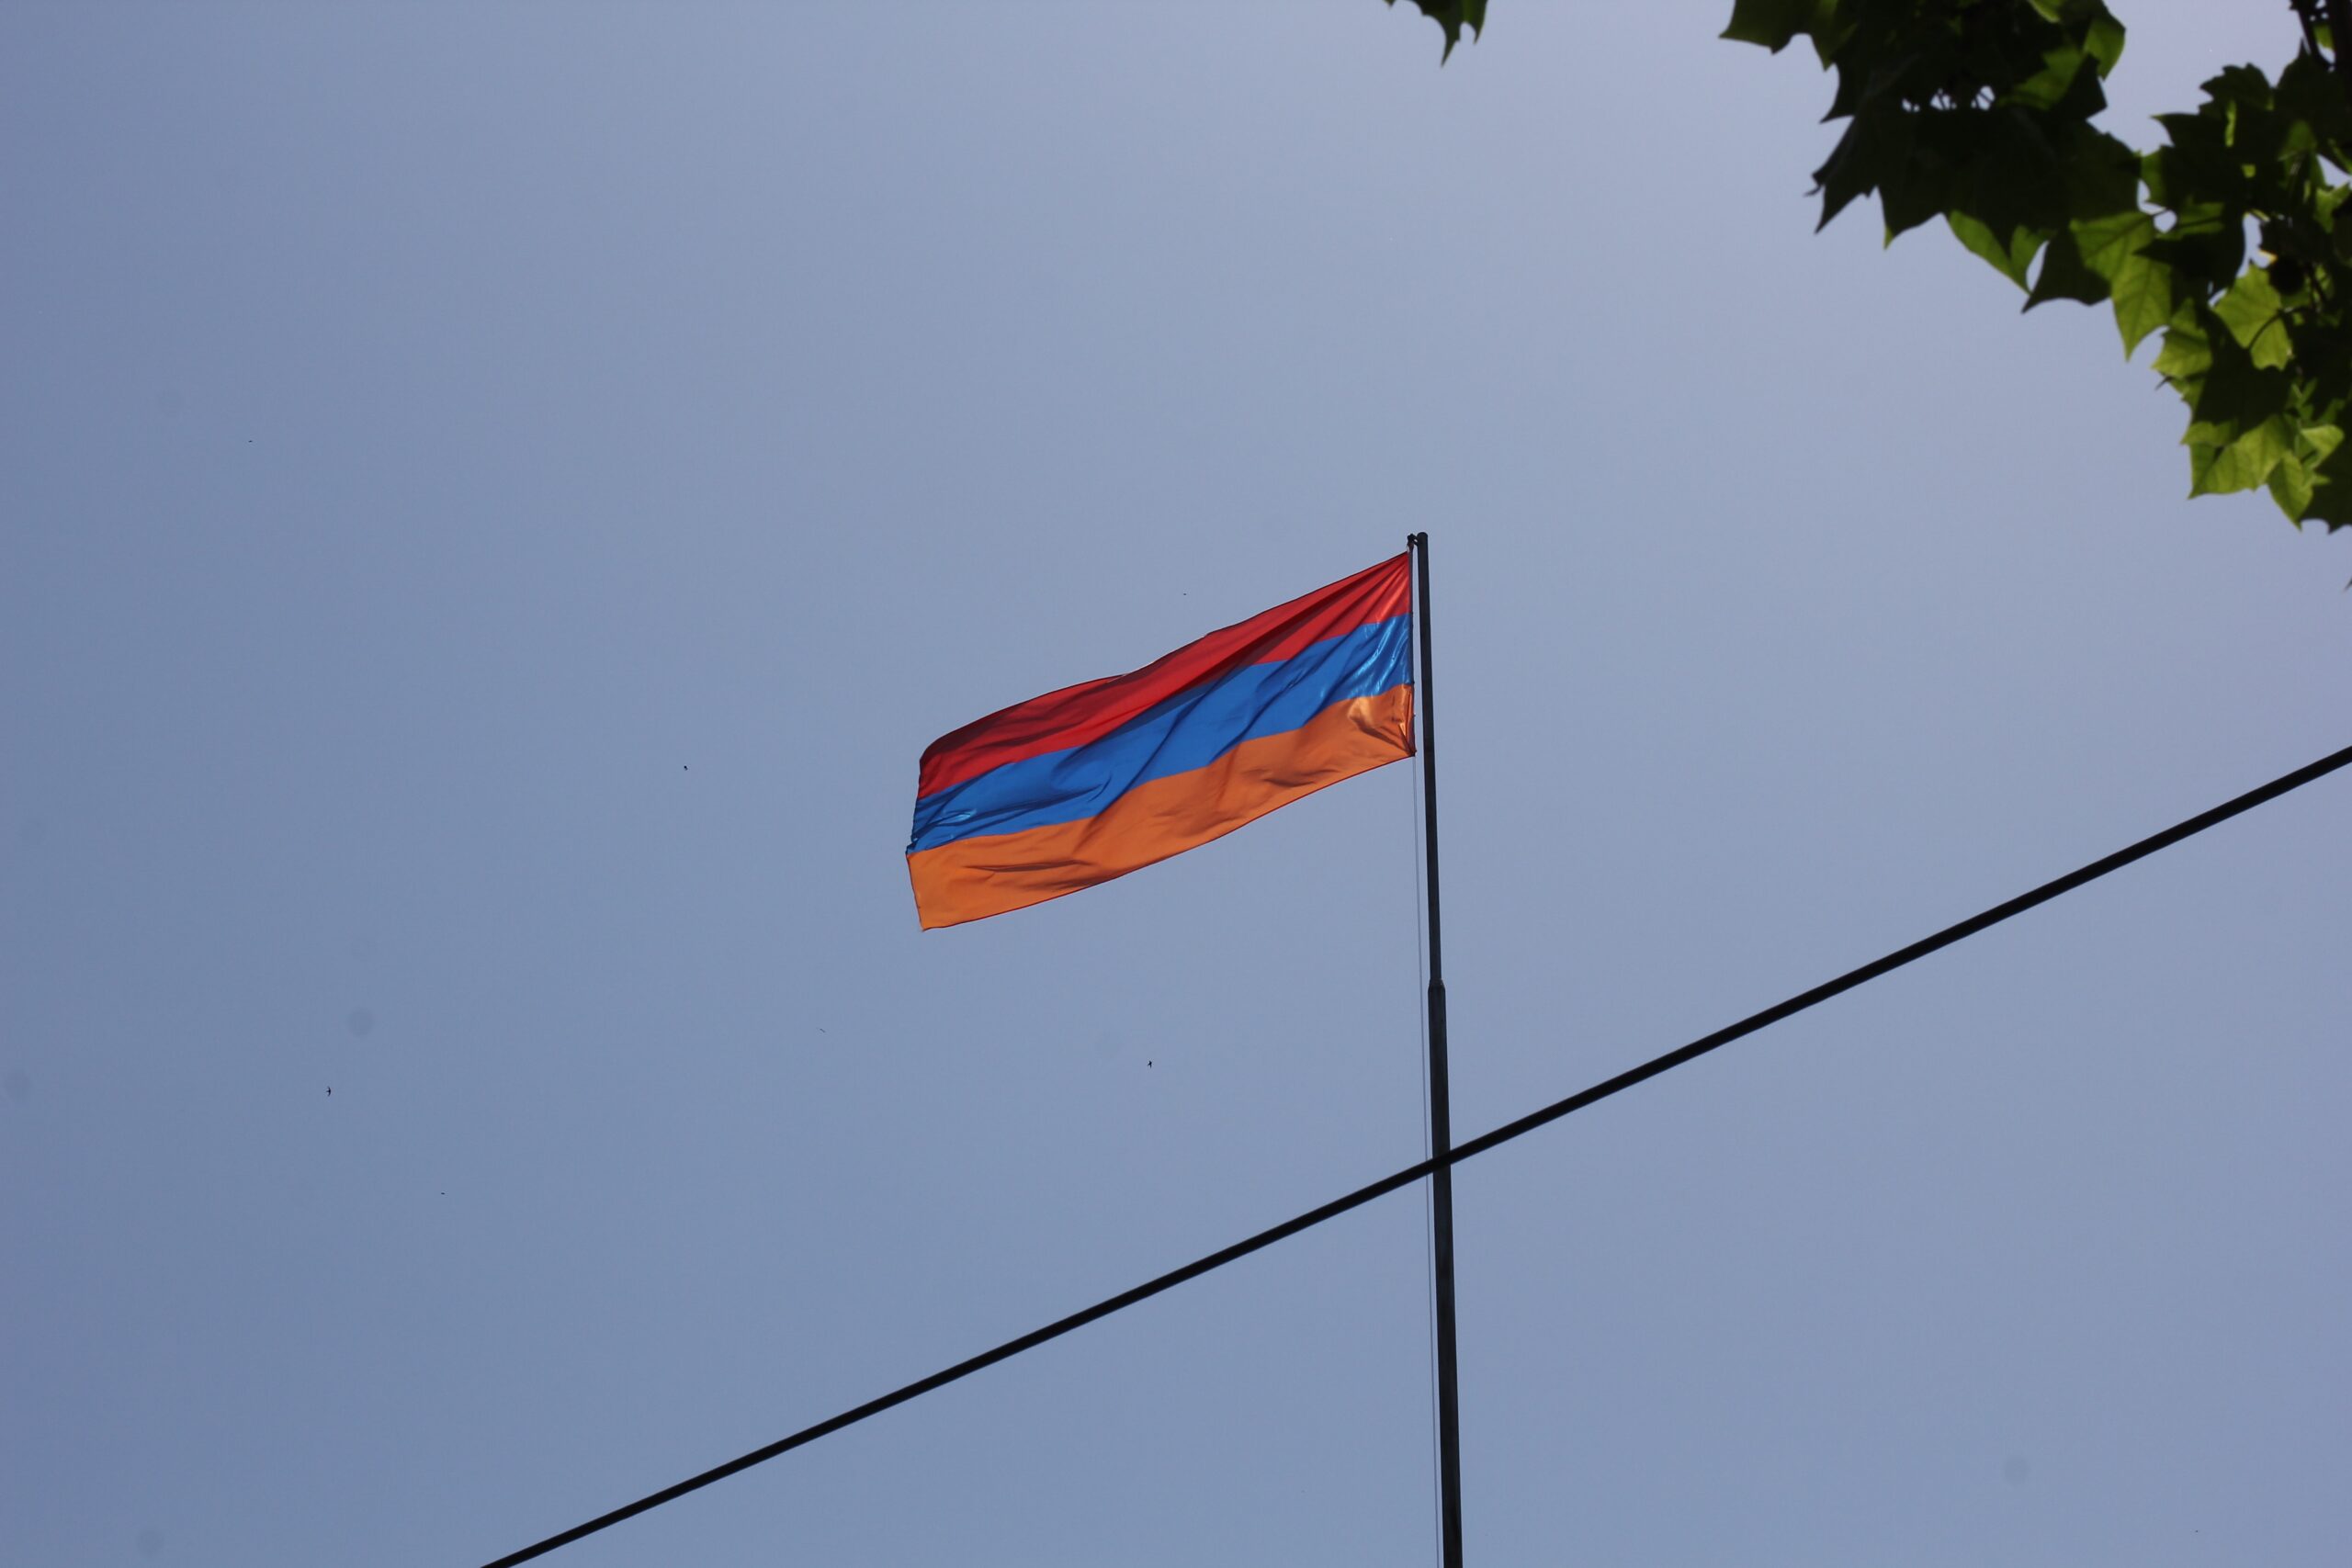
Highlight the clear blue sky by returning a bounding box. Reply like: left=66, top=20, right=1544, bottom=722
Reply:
left=5, top=4, right=2346, bottom=1564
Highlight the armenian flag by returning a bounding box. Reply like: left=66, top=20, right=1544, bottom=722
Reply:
left=908, top=555, right=1417, bottom=929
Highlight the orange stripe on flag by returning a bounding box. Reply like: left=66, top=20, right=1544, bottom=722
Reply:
left=907, top=686, right=1413, bottom=929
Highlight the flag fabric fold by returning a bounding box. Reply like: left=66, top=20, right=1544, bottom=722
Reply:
left=908, top=555, right=1416, bottom=928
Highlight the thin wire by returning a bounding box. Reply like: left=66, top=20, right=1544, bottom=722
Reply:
left=478, top=740, right=2352, bottom=1568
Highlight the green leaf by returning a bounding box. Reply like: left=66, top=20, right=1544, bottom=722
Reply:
left=2109, top=253, right=2173, bottom=356
left=1385, top=0, right=1486, bottom=60
left=2195, top=62, right=2290, bottom=174
left=2065, top=209, right=2169, bottom=353
left=2026, top=226, right=2108, bottom=308
left=2299, top=434, right=2352, bottom=529
left=2141, top=202, right=2247, bottom=296
left=2153, top=310, right=2212, bottom=384
left=1949, top=210, right=2041, bottom=291
left=2057, top=129, right=2141, bottom=221
left=2188, top=413, right=2292, bottom=496
left=2084, top=16, right=2126, bottom=78
left=2144, top=118, right=2246, bottom=211
left=2204, top=64, right=2276, bottom=113
left=2213, top=267, right=2294, bottom=369
left=2181, top=312, right=2294, bottom=464
left=2274, top=51, right=2352, bottom=155
left=2010, top=44, right=2088, bottom=115
left=2268, top=448, right=2313, bottom=517
left=1881, top=161, right=1955, bottom=239
left=1815, top=106, right=1909, bottom=231
left=1924, top=108, right=2075, bottom=285
left=1950, top=109, right=2075, bottom=239
left=2267, top=427, right=2347, bottom=522
left=1721, top=0, right=1821, bottom=52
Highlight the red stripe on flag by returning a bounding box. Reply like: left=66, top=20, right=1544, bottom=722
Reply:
left=917, top=554, right=1409, bottom=800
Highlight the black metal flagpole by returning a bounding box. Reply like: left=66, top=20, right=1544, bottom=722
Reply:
left=1408, top=532, right=1464, bottom=1568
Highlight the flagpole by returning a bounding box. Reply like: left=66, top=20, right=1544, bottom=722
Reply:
left=1408, top=532, right=1465, bottom=1568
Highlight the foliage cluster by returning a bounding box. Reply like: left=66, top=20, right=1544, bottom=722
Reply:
left=1722, top=0, right=2352, bottom=528
left=1389, top=0, right=2352, bottom=531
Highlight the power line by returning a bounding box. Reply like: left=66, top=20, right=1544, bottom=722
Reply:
left=1456, top=739, right=2352, bottom=1165
left=479, top=740, right=2352, bottom=1567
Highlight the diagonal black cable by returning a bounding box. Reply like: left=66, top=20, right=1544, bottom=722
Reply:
left=481, top=741, right=2352, bottom=1567
left=1453, top=739, right=2352, bottom=1164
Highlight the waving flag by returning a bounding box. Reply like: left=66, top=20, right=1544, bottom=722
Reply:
left=908, top=555, right=1416, bottom=928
